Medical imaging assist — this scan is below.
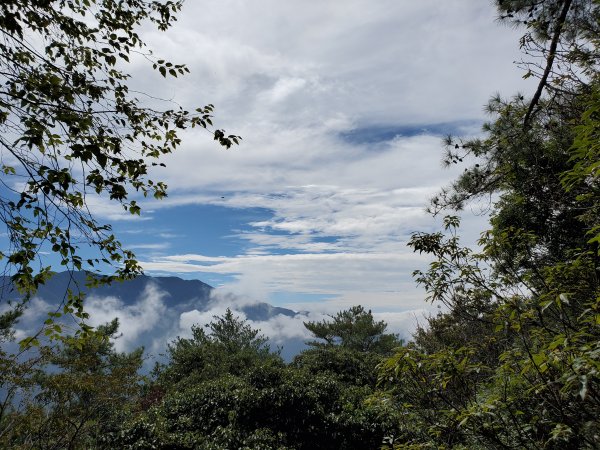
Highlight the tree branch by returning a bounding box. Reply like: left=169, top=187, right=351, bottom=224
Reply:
left=523, top=0, right=573, bottom=128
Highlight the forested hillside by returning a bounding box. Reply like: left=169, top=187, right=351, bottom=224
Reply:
left=1, top=0, right=599, bottom=448
left=1, top=306, right=403, bottom=448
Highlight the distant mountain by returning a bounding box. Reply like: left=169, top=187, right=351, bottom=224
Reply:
left=0, top=270, right=213, bottom=306
left=0, top=271, right=297, bottom=321
left=0, top=271, right=307, bottom=361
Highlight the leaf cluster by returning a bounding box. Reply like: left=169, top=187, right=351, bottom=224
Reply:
left=0, top=0, right=240, bottom=342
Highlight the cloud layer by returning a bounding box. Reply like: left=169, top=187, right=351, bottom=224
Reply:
left=16, top=284, right=420, bottom=363
left=90, top=2, right=533, bottom=312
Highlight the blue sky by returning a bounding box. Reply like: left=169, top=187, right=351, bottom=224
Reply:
left=99, top=1, right=533, bottom=318
left=8, top=1, right=537, bottom=346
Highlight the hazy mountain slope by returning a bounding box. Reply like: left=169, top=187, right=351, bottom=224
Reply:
left=1, top=271, right=307, bottom=361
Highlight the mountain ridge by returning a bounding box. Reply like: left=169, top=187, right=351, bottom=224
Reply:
left=0, top=270, right=298, bottom=322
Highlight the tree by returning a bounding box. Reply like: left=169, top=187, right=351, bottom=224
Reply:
left=0, top=0, right=239, bottom=337
left=117, top=368, right=401, bottom=450
left=0, top=306, right=44, bottom=443
left=382, top=217, right=600, bottom=449
left=295, top=306, right=402, bottom=387
left=562, top=83, right=600, bottom=251
left=303, top=305, right=400, bottom=354
left=115, top=310, right=401, bottom=450
left=0, top=319, right=144, bottom=449
left=378, top=1, right=600, bottom=448
left=156, top=308, right=280, bottom=390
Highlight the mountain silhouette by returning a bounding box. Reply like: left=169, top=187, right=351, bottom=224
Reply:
left=1, top=271, right=307, bottom=361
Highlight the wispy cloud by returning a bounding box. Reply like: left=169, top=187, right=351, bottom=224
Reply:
left=85, top=283, right=168, bottom=352
left=141, top=250, right=430, bottom=311
left=12, top=283, right=426, bottom=364
left=128, top=243, right=170, bottom=250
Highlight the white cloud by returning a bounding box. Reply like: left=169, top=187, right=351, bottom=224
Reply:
left=128, top=243, right=170, bottom=250
left=11, top=297, right=56, bottom=341
left=139, top=0, right=531, bottom=127
left=261, top=77, right=309, bottom=104
left=373, top=310, right=430, bottom=342
left=178, top=306, right=242, bottom=336
left=84, top=195, right=152, bottom=222
left=111, top=2, right=534, bottom=313
left=176, top=291, right=325, bottom=345
left=140, top=250, right=430, bottom=313
left=85, top=283, right=167, bottom=352
left=251, top=313, right=320, bottom=344
left=9, top=283, right=431, bottom=363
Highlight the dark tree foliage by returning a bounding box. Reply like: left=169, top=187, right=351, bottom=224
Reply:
left=378, top=1, right=600, bottom=448
left=295, top=305, right=402, bottom=387
left=304, top=305, right=400, bottom=354
left=112, top=309, right=401, bottom=450
left=0, top=319, right=144, bottom=449
left=6, top=2, right=600, bottom=449
left=156, top=308, right=280, bottom=389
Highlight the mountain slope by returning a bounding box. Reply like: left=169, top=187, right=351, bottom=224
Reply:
left=1, top=271, right=307, bottom=361
left=0, top=271, right=296, bottom=320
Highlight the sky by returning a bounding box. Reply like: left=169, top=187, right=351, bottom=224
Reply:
left=10, top=1, right=538, bottom=349
left=107, top=1, right=533, bottom=323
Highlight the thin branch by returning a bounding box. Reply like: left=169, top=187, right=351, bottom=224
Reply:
left=523, top=0, right=573, bottom=128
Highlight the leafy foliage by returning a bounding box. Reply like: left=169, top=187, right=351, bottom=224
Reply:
left=296, top=305, right=402, bottom=387
left=156, top=308, right=280, bottom=389
left=0, top=0, right=239, bottom=338
left=378, top=1, right=600, bottom=448
left=4, top=1, right=600, bottom=449
left=0, top=319, right=144, bottom=449
left=110, top=308, right=402, bottom=449
left=304, top=305, right=400, bottom=354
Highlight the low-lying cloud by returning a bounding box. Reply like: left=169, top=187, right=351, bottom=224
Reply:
left=85, top=283, right=168, bottom=352
left=11, top=281, right=424, bottom=366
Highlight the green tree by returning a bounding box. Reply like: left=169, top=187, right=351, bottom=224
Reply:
left=0, top=319, right=144, bottom=449
left=0, top=307, right=45, bottom=443
left=118, top=369, right=400, bottom=450
left=303, top=305, right=400, bottom=354
left=562, top=83, right=600, bottom=251
left=295, top=306, right=402, bottom=387
left=156, top=308, right=280, bottom=390
left=115, top=310, right=401, bottom=450
left=378, top=1, right=600, bottom=448
left=0, top=0, right=239, bottom=336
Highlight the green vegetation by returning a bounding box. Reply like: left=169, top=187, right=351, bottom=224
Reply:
left=377, top=1, right=600, bottom=447
left=0, top=308, right=403, bottom=449
left=115, top=308, right=403, bottom=449
left=1, top=319, right=144, bottom=448
left=1, top=0, right=599, bottom=448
